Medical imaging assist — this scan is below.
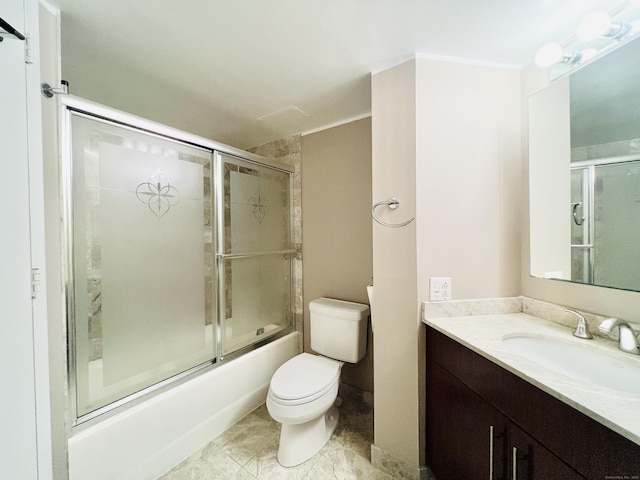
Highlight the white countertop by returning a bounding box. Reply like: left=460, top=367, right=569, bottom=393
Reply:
left=423, top=298, right=640, bottom=446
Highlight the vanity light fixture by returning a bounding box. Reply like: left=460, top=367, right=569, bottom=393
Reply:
left=535, top=2, right=640, bottom=75
left=580, top=47, right=598, bottom=62
left=534, top=42, right=582, bottom=68
left=576, top=11, right=630, bottom=41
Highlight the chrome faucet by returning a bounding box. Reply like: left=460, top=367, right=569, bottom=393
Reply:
left=565, top=309, right=593, bottom=339
left=598, top=318, right=640, bottom=355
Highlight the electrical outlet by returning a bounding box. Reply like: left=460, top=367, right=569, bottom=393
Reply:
left=429, top=277, right=452, bottom=301
left=441, top=277, right=451, bottom=300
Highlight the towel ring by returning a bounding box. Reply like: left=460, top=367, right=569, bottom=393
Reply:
left=372, top=197, right=415, bottom=228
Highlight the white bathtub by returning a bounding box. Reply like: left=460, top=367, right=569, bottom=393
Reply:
left=68, top=332, right=299, bottom=480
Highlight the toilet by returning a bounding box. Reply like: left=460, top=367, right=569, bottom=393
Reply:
left=266, top=297, right=369, bottom=467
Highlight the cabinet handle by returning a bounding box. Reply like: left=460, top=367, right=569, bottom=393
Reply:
left=512, top=446, right=517, bottom=480
left=489, top=425, right=504, bottom=480
left=489, top=425, right=495, bottom=480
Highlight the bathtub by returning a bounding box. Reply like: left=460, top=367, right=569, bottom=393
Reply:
left=68, top=332, right=299, bottom=480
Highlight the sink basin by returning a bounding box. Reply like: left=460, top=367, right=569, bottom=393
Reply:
left=502, top=334, right=640, bottom=395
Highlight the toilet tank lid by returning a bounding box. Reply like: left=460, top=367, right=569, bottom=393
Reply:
left=309, top=297, right=370, bottom=321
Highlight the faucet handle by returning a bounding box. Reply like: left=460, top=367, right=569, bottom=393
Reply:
left=564, top=309, right=593, bottom=339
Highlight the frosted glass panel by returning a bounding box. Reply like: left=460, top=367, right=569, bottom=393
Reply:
left=99, top=143, right=206, bottom=384
left=593, top=161, right=640, bottom=290
left=223, top=255, right=292, bottom=354
left=70, top=114, right=214, bottom=417
left=223, top=157, right=290, bottom=254
left=218, top=154, right=293, bottom=354
left=230, top=173, right=288, bottom=252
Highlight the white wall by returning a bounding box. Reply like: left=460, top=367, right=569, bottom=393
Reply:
left=39, top=3, right=69, bottom=478
left=528, top=77, right=571, bottom=279
left=1, top=0, right=53, bottom=478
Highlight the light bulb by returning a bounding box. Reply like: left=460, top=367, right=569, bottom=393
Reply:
left=577, top=11, right=612, bottom=41
left=535, top=43, right=564, bottom=67
left=581, top=48, right=598, bottom=62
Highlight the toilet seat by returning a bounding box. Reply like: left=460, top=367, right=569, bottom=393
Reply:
left=269, top=353, right=341, bottom=406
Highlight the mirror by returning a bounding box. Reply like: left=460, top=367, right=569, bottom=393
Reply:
left=529, top=36, right=640, bottom=291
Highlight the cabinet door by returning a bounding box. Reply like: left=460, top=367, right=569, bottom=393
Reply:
left=426, top=358, right=585, bottom=480
left=426, top=362, right=508, bottom=480
left=510, top=423, right=583, bottom=480
left=427, top=326, right=640, bottom=478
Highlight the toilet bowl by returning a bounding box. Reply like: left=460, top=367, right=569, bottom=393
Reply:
left=266, top=297, right=370, bottom=467
left=266, top=353, right=342, bottom=466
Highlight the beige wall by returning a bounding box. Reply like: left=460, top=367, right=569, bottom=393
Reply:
left=301, top=118, right=374, bottom=392
left=415, top=59, right=522, bottom=301
left=372, top=60, right=420, bottom=471
left=521, top=63, right=640, bottom=322
left=372, top=58, right=522, bottom=475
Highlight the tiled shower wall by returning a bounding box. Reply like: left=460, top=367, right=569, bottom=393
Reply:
left=248, top=135, right=303, bottom=351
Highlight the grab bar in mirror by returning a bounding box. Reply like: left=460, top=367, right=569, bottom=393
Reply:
left=217, top=249, right=296, bottom=260
left=371, top=197, right=415, bottom=228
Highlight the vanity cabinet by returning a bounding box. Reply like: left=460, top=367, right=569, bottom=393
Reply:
left=427, top=355, right=582, bottom=479
left=426, top=326, right=640, bottom=480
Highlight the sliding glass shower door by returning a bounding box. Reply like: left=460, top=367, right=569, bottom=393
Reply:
left=66, top=106, right=294, bottom=423
left=592, top=161, right=640, bottom=290
left=69, top=113, right=215, bottom=418
left=216, top=153, right=294, bottom=356
left=570, top=160, right=640, bottom=291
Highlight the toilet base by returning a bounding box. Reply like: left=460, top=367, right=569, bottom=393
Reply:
left=277, top=405, right=339, bottom=467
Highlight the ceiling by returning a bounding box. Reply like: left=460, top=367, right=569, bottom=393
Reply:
left=51, top=0, right=625, bottom=149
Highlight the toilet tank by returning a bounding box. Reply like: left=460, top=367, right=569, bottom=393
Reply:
left=309, top=297, right=369, bottom=363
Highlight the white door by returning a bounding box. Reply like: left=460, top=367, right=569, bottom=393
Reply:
left=1, top=2, right=41, bottom=478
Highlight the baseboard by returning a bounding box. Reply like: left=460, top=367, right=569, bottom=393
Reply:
left=370, top=444, right=432, bottom=480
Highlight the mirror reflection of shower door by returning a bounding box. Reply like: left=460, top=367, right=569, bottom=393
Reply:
left=593, top=161, right=640, bottom=290
left=69, top=113, right=215, bottom=418
left=216, top=153, right=294, bottom=355
left=570, top=167, right=593, bottom=284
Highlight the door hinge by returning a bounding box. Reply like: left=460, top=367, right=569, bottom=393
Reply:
left=24, top=34, right=34, bottom=64
left=31, top=268, right=41, bottom=299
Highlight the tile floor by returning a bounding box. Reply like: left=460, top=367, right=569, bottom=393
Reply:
left=157, top=386, right=396, bottom=479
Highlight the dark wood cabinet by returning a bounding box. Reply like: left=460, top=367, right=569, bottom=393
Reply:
left=508, top=419, right=583, bottom=480
left=427, top=360, right=582, bottom=479
left=427, top=360, right=504, bottom=479
left=426, top=326, right=640, bottom=480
